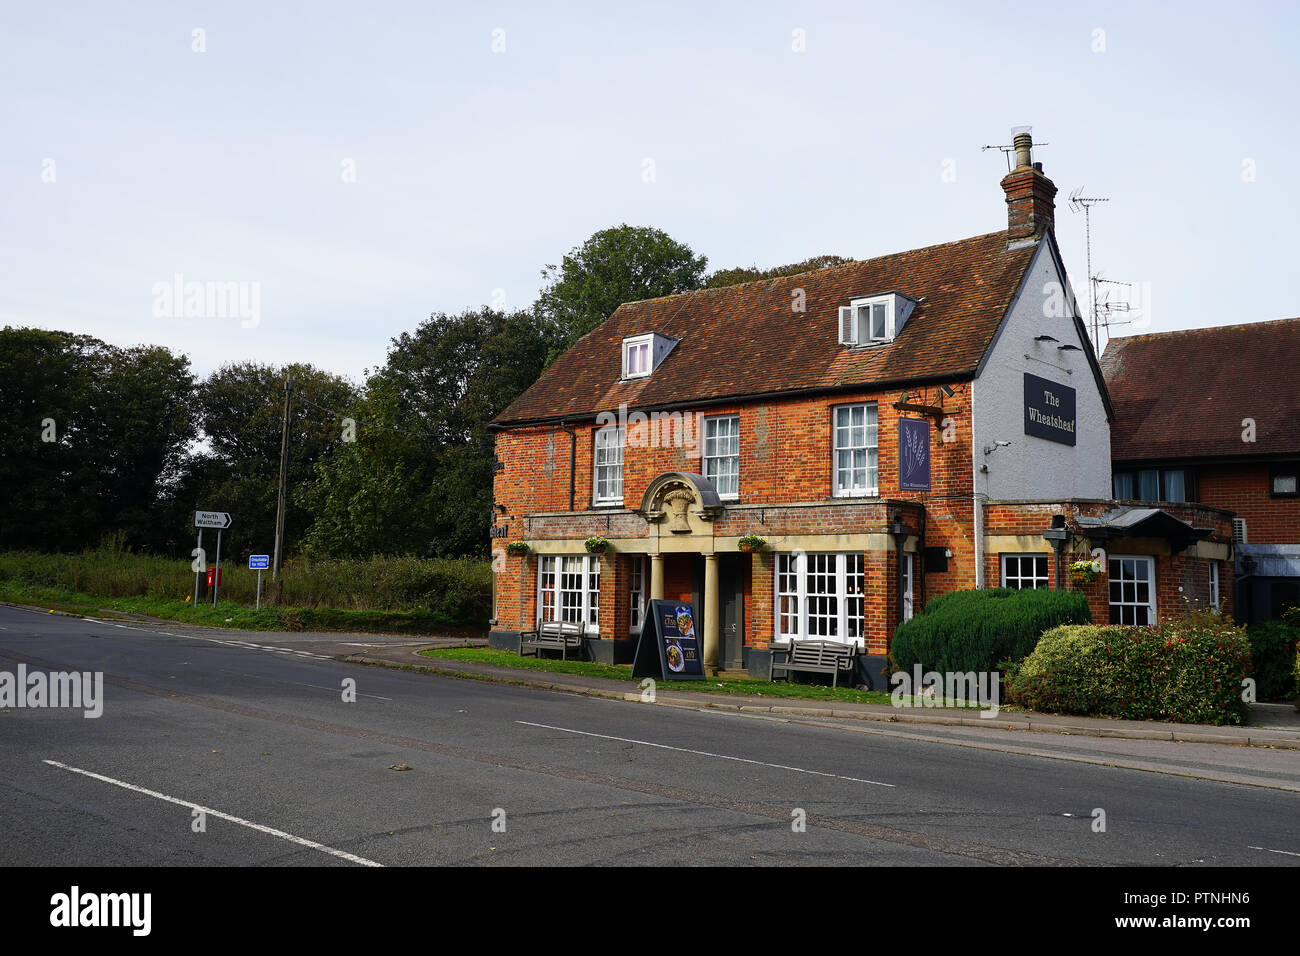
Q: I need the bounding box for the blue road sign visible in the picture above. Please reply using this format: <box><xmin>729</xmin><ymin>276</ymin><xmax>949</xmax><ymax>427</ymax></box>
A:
<box><xmin>249</xmin><ymin>554</ymin><xmax>270</xmax><ymax>570</ymax></box>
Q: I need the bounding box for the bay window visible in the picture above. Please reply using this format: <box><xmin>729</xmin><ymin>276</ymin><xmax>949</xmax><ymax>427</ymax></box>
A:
<box><xmin>774</xmin><ymin>552</ymin><xmax>866</xmax><ymax>648</ymax></box>
<box><xmin>538</xmin><ymin>555</ymin><xmax>600</xmax><ymax>632</ymax></box>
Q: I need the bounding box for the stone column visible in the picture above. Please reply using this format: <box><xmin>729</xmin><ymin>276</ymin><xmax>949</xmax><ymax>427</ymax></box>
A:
<box><xmin>704</xmin><ymin>553</ymin><xmax>720</xmax><ymax>672</ymax></box>
<box><xmin>650</xmin><ymin>553</ymin><xmax>664</xmax><ymax>600</ymax></box>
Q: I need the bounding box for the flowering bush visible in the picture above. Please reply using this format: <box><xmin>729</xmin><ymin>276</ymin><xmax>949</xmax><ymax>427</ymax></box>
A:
<box><xmin>1008</xmin><ymin>618</ymin><xmax>1252</xmax><ymax>725</ymax></box>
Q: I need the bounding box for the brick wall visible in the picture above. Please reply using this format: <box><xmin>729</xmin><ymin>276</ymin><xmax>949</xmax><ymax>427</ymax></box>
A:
<box><xmin>1196</xmin><ymin>462</ymin><xmax>1300</xmax><ymax>544</ymax></box>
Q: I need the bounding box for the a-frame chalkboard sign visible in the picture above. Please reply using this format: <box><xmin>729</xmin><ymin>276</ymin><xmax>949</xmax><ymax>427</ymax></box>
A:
<box><xmin>631</xmin><ymin>599</ymin><xmax>706</xmax><ymax>681</ymax></box>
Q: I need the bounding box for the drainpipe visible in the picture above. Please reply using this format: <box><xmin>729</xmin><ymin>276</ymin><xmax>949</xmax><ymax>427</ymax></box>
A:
<box><xmin>559</xmin><ymin>421</ymin><xmax>576</xmax><ymax>512</ymax></box>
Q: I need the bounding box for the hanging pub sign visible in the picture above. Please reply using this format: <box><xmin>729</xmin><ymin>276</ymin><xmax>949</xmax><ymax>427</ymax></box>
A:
<box><xmin>631</xmin><ymin>599</ymin><xmax>706</xmax><ymax>681</ymax></box>
<box><xmin>898</xmin><ymin>418</ymin><xmax>931</xmax><ymax>491</ymax></box>
<box><xmin>1023</xmin><ymin>372</ymin><xmax>1076</xmax><ymax>446</ymax></box>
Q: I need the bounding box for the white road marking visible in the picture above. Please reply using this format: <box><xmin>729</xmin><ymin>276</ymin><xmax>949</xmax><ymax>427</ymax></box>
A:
<box><xmin>515</xmin><ymin>720</ymin><xmax>895</xmax><ymax>787</ymax></box>
<box><xmin>43</xmin><ymin>760</ymin><xmax>382</xmax><ymax>866</ymax></box>
<box><xmin>239</xmin><ymin>673</ymin><xmax>392</xmax><ymax>701</ymax></box>
<box><xmin>1249</xmin><ymin>845</ymin><xmax>1300</xmax><ymax>858</ymax></box>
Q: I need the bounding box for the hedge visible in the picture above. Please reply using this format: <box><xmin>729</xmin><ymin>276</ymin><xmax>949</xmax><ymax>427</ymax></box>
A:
<box><xmin>1007</xmin><ymin>619</ymin><xmax>1252</xmax><ymax>726</ymax></box>
<box><xmin>889</xmin><ymin>587</ymin><xmax>1092</xmax><ymax>675</ymax></box>
<box><xmin>1245</xmin><ymin>619</ymin><xmax>1300</xmax><ymax>701</ymax></box>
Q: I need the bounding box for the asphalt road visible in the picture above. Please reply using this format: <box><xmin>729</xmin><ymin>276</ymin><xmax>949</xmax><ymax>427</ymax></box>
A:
<box><xmin>1</xmin><ymin>605</ymin><xmax>1297</xmax><ymax>866</ymax></box>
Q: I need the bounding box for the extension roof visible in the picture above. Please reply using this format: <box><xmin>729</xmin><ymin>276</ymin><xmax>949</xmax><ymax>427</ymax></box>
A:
<box><xmin>1100</xmin><ymin>318</ymin><xmax>1300</xmax><ymax>463</ymax></box>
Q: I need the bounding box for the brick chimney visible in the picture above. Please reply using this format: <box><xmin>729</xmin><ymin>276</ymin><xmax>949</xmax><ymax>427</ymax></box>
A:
<box><xmin>1000</xmin><ymin>127</ymin><xmax>1057</xmax><ymax>241</ymax></box>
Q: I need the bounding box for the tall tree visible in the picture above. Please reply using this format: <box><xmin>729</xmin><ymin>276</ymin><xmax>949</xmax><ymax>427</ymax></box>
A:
<box><xmin>0</xmin><ymin>328</ymin><xmax>196</xmax><ymax>552</ymax></box>
<box><xmin>535</xmin><ymin>224</ymin><xmax>708</xmax><ymax>356</ymax></box>
<box><xmin>183</xmin><ymin>361</ymin><xmax>356</xmax><ymax>557</ymax></box>
<box><xmin>302</xmin><ymin>308</ymin><xmax>551</xmax><ymax>558</ymax></box>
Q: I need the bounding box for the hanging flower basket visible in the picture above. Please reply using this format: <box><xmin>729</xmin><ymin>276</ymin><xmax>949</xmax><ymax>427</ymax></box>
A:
<box><xmin>584</xmin><ymin>536</ymin><xmax>611</xmax><ymax>555</ymax></box>
<box><xmin>738</xmin><ymin>534</ymin><xmax>767</xmax><ymax>553</ymax></box>
<box><xmin>505</xmin><ymin>541</ymin><xmax>531</xmax><ymax>557</ymax></box>
<box><xmin>1069</xmin><ymin>559</ymin><xmax>1102</xmax><ymax>583</ymax></box>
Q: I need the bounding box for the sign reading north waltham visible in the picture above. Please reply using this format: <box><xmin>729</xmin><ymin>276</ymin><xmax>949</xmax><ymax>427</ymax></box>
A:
<box><xmin>1023</xmin><ymin>373</ymin><xmax>1076</xmax><ymax>446</ymax></box>
<box><xmin>194</xmin><ymin>511</ymin><xmax>232</xmax><ymax>529</ymax></box>
<box><xmin>898</xmin><ymin>418</ymin><xmax>931</xmax><ymax>491</ymax></box>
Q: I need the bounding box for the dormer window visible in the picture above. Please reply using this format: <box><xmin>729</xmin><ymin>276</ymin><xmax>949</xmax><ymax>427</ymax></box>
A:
<box><xmin>621</xmin><ymin>332</ymin><xmax>678</xmax><ymax>380</ymax></box>
<box><xmin>623</xmin><ymin>334</ymin><xmax>652</xmax><ymax>378</ymax></box>
<box><xmin>838</xmin><ymin>293</ymin><xmax>916</xmax><ymax>347</ymax></box>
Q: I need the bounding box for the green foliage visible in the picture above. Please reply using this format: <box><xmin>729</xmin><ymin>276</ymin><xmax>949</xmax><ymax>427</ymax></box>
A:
<box><xmin>302</xmin><ymin>308</ymin><xmax>550</xmax><ymax>559</ymax></box>
<box><xmin>0</xmin><ymin>548</ymin><xmax>491</xmax><ymax>625</ymax></box>
<box><xmin>889</xmin><ymin>587</ymin><xmax>1092</xmax><ymax>675</ymax></box>
<box><xmin>0</xmin><ymin>327</ymin><xmax>197</xmax><ymax>552</ymax></box>
<box><xmin>704</xmin><ymin>254</ymin><xmax>851</xmax><ymax>288</ymax></box>
<box><xmin>535</xmin><ymin>224</ymin><xmax>708</xmax><ymax>355</ymax></box>
<box><xmin>1245</xmin><ymin>619</ymin><xmax>1300</xmax><ymax>701</ymax></box>
<box><xmin>1008</xmin><ymin>620</ymin><xmax>1253</xmax><ymax>726</ymax></box>
<box><xmin>179</xmin><ymin>361</ymin><xmax>357</xmax><ymax>558</ymax></box>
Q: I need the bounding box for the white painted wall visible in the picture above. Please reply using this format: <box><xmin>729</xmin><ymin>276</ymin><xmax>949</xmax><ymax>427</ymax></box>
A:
<box><xmin>971</xmin><ymin>240</ymin><xmax>1112</xmax><ymax>501</ymax></box>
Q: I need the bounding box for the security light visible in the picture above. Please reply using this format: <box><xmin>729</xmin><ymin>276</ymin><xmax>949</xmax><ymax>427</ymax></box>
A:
<box><xmin>1034</xmin><ymin>335</ymin><xmax>1059</xmax><ymax>343</ymax></box>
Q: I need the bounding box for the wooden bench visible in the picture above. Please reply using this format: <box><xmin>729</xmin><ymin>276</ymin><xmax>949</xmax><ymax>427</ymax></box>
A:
<box><xmin>770</xmin><ymin>639</ymin><xmax>857</xmax><ymax>687</ymax></box>
<box><xmin>519</xmin><ymin>620</ymin><xmax>586</xmax><ymax>660</ymax></box>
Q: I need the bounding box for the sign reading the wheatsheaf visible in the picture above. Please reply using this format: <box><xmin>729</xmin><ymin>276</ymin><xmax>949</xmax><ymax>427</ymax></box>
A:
<box><xmin>1023</xmin><ymin>372</ymin><xmax>1076</xmax><ymax>446</ymax></box>
<box><xmin>898</xmin><ymin>418</ymin><xmax>931</xmax><ymax>491</ymax></box>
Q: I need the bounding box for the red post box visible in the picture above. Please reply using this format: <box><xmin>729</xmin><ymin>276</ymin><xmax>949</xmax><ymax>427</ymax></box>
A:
<box><xmin>206</xmin><ymin>567</ymin><xmax>223</xmax><ymax>588</ymax></box>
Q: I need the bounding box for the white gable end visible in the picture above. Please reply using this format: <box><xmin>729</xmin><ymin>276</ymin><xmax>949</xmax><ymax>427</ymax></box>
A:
<box><xmin>970</xmin><ymin>240</ymin><xmax>1112</xmax><ymax>501</ymax></box>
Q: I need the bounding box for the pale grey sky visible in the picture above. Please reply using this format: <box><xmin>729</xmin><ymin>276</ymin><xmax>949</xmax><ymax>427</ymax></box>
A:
<box><xmin>4</xmin><ymin>0</ymin><xmax>1297</xmax><ymax>382</ymax></box>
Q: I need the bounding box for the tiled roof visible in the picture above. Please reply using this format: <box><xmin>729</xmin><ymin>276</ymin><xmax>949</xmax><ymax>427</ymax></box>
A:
<box><xmin>1100</xmin><ymin>317</ymin><xmax>1300</xmax><ymax>462</ymax></box>
<box><xmin>493</xmin><ymin>231</ymin><xmax>1040</xmax><ymax>426</ymax></box>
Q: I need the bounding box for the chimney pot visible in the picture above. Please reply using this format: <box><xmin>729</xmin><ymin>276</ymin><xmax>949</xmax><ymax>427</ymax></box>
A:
<box><xmin>1000</xmin><ymin>126</ymin><xmax>1056</xmax><ymax>241</ymax></box>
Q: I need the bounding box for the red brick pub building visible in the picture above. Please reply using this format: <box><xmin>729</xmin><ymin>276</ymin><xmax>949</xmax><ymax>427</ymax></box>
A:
<box><xmin>488</xmin><ymin>131</ymin><xmax>1233</xmax><ymax>684</ymax></box>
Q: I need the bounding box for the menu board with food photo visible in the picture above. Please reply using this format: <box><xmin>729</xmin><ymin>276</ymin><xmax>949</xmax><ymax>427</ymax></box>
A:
<box><xmin>631</xmin><ymin>599</ymin><xmax>706</xmax><ymax>681</ymax></box>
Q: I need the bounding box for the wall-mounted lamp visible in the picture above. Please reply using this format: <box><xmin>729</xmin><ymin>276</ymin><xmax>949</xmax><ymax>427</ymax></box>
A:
<box><xmin>1057</xmin><ymin>344</ymin><xmax>1082</xmax><ymax>352</ymax></box>
<box><xmin>1034</xmin><ymin>334</ymin><xmax>1059</xmax><ymax>343</ymax></box>
<box><xmin>937</xmin><ymin>384</ymin><xmax>955</xmax><ymax>398</ymax></box>
<box><xmin>983</xmin><ymin>441</ymin><xmax>1011</xmax><ymax>456</ymax></box>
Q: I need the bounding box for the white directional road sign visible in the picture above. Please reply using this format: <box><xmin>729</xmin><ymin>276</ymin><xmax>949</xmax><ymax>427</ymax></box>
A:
<box><xmin>194</xmin><ymin>511</ymin><xmax>232</xmax><ymax>529</ymax></box>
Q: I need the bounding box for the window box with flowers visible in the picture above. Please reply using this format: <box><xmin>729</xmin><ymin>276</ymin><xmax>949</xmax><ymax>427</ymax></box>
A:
<box><xmin>738</xmin><ymin>534</ymin><xmax>766</xmax><ymax>553</ymax></box>
<box><xmin>1069</xmin><ymin>559</ymin><xmax>1102</xmax><ymax>584</ymax></box>
<box><xmin>584</xmin><ymin>536</ymin><xmax>611</xmax><ymax>555</ymax></box>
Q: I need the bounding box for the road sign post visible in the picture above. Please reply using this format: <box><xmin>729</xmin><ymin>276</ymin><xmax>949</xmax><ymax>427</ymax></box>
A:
<box><xmin>193</xmin><ymin>513</ymin><xmax>232</xmax><ymax>608</ymax></box>
<box><xmin>213</xmin><ymin>529</ymin><xmax>222</xmax><ymax>607</ymax></box>
<box><xmin>193</xmin><ymin>528</ymin><xmax>203</xmax><ymax>604</ymax></box>
<box><xmin>249</xmin><ymin>555</ymin><xmax>269</xmax><ymax>610</ymax></box>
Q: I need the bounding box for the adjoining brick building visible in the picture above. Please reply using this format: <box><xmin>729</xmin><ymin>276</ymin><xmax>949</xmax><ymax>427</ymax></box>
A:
<box><xmin>488</xmin><ymin>129</ymin><xmax>1234</xmax><ymax>683</ymax></box>
<box><xmin>1101</xmin><ymin>318</ymin><xmax>1300</xmax><ymax>622</ymax></box>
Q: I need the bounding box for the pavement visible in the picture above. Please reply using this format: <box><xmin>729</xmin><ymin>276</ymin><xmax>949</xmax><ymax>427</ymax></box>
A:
<box><xmin>343</xmin><ymin>638</ymin><xmax>1300</xmax><ymax>751</ymax></box>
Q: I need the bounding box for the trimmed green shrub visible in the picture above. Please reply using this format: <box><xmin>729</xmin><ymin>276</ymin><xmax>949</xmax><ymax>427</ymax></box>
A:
<box><xmin>889</xmin><ymin>587</ymin><xmax>1092</xmax><ymax>675</ymax></box>
<box><xmin>1246</xmin><ymin>620</ymin><xmax>1300</xmax><ymax>701</ymax></box>
<box><xmin>1008</xmin><ymin>619</ymin><xmax>1252</xmax><ymax>726</ymax></box>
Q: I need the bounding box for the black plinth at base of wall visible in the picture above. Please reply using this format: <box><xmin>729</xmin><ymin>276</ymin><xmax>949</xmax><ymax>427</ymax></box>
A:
<box><xmin>743</xmin><ymin>648</ymin><xmax>771</xmax><ymax>679</ymax></box>
<box><xmin>487</xmin><ymin>630</ymin><xmax>520</xmax><ymax>652</ymax></box>
<box><xmin>856</xmin><ymin>655</ymin><xmax>892</xmax><ymax>692</ymax></box>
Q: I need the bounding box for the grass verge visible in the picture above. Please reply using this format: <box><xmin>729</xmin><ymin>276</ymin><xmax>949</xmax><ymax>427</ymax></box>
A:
<box><xmin>0</xmin><ymin>582</ymin><xmax>475</xmax><ymax>636</ymax></box>
<box><xmin>419</xmin><ymin>647</ymin><xmax>902</xmax><ymax>705</ymax></box>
